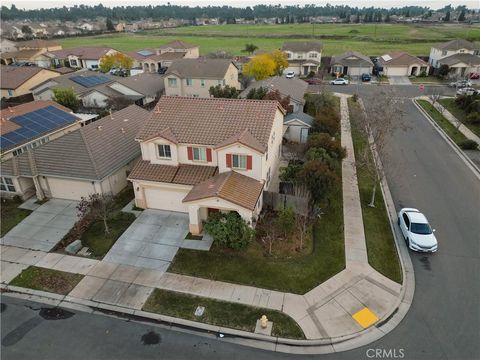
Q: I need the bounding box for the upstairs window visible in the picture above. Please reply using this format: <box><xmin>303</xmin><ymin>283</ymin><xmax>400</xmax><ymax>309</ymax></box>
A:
<box><xmin>193</xmin><ymin>147</ymin><xmax>206</xmax><ymax>161</ymax></box>
<box><xmin>226</xmin><ymin>153</ymin><xmax>252</xmax><ymax>170</ymax></box>
<box><xmin>441</xmin><ymin>50</ymin><xmax>447</xmax><ymax>56</ymax></box>
<box><xmin>168</xmin><ymin>78</ymin><xmax>177</xmax><ymax>87</ymax></box>
<box><xmin>157</xmin><ymin>144</ymin><xmax>171</xmax><ymax>159</ymax></box>
<box><xmin>70</xmin><ymin>59</ymin><xmax>78</xmax><ymax>66</ymax></box>
<box><xmin>309</xmin><ymin>52</ymin><xmax>318</xmax><ymax>58</ymax></box>
<box><xmin>186</xmin><ymin>78</ymin><xmax>193</xmax><ymax>86</ymax></box>
<box><xmin>0</xmin><ymin>177</ymin><xmax>16</xmax><ymax>192</ymax></box>
<box><xmin>200</xmin><ymin>79</ymin><xmax>205</xmax><ymax>87</ymax></box>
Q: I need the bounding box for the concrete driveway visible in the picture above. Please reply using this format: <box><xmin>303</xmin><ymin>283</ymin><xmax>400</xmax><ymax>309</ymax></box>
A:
<box><xmin>388</xmin><ymin>76</ymin><xmax>412</xmax><ymax>85</ymax></box>
<box><xmin>1</xmin><ymin>199</ymin><xmax>79</xmax><ymax>252</ymax></box>
<box><xmin>103</xmin><ymin>209</ymin><xmax>212</xmax><ymax>271</ymax></box>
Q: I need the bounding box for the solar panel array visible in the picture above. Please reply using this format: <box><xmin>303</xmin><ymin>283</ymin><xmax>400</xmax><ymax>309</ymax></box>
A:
<box><xmin>0</xmin><ymin>106</ymin><xmax>78</xmax><ymax>151</ymax></box>
<box><xmin>137</xmin><ymin>50</ymin><xmax>154</xmax><ymax>57</ymax></box>
<box><xmin>70</xmin><ymin>75</ymin><xmax>111</xmax><ymax>88</ymax></box>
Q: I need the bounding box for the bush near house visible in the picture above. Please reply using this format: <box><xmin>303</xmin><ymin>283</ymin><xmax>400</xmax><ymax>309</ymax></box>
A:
<box><xmin>203</xmin><ymin>212</ymin><xmax>255</xmax><ymax>250</ymax></box>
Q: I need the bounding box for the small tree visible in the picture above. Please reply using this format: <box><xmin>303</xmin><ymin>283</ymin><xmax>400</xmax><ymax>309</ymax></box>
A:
<box><xmin>209</xmin><ymin>84</ymin><xmax>239</xmax><ymax>98</ymax></box>
<box><xmin>203</xmin><ymin>212</ymin><xmax>254</xmax><ymax>250</ymax></box>
<box><xmin>263</xmin><ymin>89</ymin><xmax>291</xmax><ymax>112</ymax></box>
<box><xmin>276</xmin><ymin>207</ymin><xmax>295</xmax><ymax>239</ymax></box>
<box><xmin>246</xmin><ymin>86</ymin><xmax>269</xmax><ymax>99</ymax></box>
<box><xmin>437</xmin><ymin>64</ymin><xmax>450</xmax><ymax>78</ymax></box>
<box><xmin>307</xmin><ymin>133</ymin><xmax>346</xmax><ymax>159</ymax></box>
<box><xmin>270</xmin><ymin>49</ymin><xmax>289</xmax><ymax>76</ymax></box>
<box><xmin>301</xmin><ymin>160</ymin><xmax>339</xmax><ymax>204</ymax></box>
<box><xmin>100</xmin><ymin>53</ymin><xmax>134</xmax><ymax>73</ymax></box>
<box><xmin>77</xmin><ymin>193</ymin><xmax>116</xmax><ymax>235</ymax></box>
<box><xmin>243</xmin><ymin>54</ymin><xmax>276</xmax><ymax>80</ymax></box>
<box><xmin>242</xmin><ymin>43</ymin><xmax>258</xmax><ymax>55</ymax></box>
<box><xmin>53</xmin><ymin>88</ymin><xmax>80</xmax><ymax>112</ymax></box>
<box><xmin>106</xmin><ymin>18</ymin><xmax>115</xmax><ymax>31</ymax></box>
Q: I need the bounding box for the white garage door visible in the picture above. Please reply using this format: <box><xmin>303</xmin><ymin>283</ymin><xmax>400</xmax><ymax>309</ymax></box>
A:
<box><xmin>386</xmin><ymin>66</ymin><xmax>408</xmax><ymax>76</ymax></box>
<box><xmin>144</xmin><ymin>186</ymin><xmax>189</xmax><ymax>213</ymax></box>
<box><xmin>48</xmin><ymin>177</ymin><xmax>95</xmax><ymax>200</ymax></box>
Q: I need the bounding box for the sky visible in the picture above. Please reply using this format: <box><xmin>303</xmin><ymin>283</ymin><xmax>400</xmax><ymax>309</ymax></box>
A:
<box><xmin>3</xmin><ymin>0</ymin><xmax>478</xmax><ymax>10</ymax></box>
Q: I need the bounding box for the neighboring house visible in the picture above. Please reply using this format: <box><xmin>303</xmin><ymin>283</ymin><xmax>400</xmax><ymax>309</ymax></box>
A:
<box><xmin>140</xmin><ymin>52</ymin><xmax>186</xmax><ymax>73</ymax></box>
<box><xmin>283</xmin><ymin>111</ymin><xmax>313</xmax><ymax>144</ymax></box>
<box><xmin>378</xmin><ymin>52</ymin><xmax>430</xmax><ymax>76</ymax></box>
<box><xmin>437</xmin><ymin>53</ymin><xmax>480</xmax><ymax>78</ymax></box>
<box><xmin>157</xmin><ymin>40</ymin><xmax>200</xmax><ymax>58</ymax></box>
<box><xmin>31</xmin><ymin>70</ymin><xmax>164</xmax><ymax>108</ymax></box>
<box><xmin>125</xmin><ymin>48</ymin><xmax>156</xmax><ymax>69</ymax></box>
<box><xmin>0</xmin><ymin>105</ymin><xmax>150</xmax><ymax>201</ymax></box>
<box><xmin>240</xmin><ymin>76</ymin><xmax>308</xmax><ymax>113</ymax></box>
<box><xmin>330</xmin><ymin>51</ymin><xmax>374</xmax><ymax>76</ymax></box>
<box><xmin>164</xmin><ymin>59</ymin><xmax>239</xmax><ymax>97</ymax></box>
<box><xmin>0</xmin><ymin>38</ymin><xmax>17</xmax><ymax>52</ymax></box>
<box><xmin>0</xmin><ymin>49</ymin><xmax>53</xmax><ymax>67</ymax></box>
<box><xmin>429</xmin><ymin>39</ymin><xmax>478</xmax><ymax>68</ymax></box>
<box><xmin>48</xmin><ymin>47</ymin><xmax>119</xmax><ymax>70</ymax></box>
<box><xmin>16</xmin><ymin>39</ymin><xmax>62</xmax><ymax>52</ymax></box>
<box><xmin>0</xmin><ymin>65</ymin><xmax>60</xmax><ymax>98</ymax></box>
<box><xmin>129</xmin><ymin>96</ymin><xmax>285</xmax><ymax>235</ymax></box>
<box><xmin>282</xmin><ymin>41</ymin><xmax>323</xmax><ymax>76</ymax></box>
<box><xmin>0</xmin><ymin>100</ymin><xmax>82</xmax><ymax>162</ymax></box>
<box><xmin>136</xmin><ymin>41</ymin><xmax>200</xmax><ymax>73</ymax></box>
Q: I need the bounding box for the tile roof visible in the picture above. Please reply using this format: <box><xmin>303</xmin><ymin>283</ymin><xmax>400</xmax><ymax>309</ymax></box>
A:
<box><xmin>330</xmin><ymin>51</ymin><xmax>374</xmax><ymax>68</ymax></box>
<box><xmin>240</xmin><ymin>76</ymin><xmax>307</xmax><ymax>103</ymax></box>
<box><xmin>110</xmin><ymin>73</ymin><xmax>165</xmax><ymax>97</ymax></box>
<box><xmin>437</xmin><ymin>53</ymin><xmax>480</xmax><ymax>66</ymax></box>
<box><xmin>435</xmin><ymin>39</ymin><xmax>475</xmax><ymax>51</ymax></box>
<box><xmin>158</xmin><ymin>40</ymin><xmax>197</xmax><ymax>50</ymax></box>
<box><xmin>48</xmin><ymin>47</ymin><xmax>115</xmax><ymax>60</ymax></box>
<box><xmin>144</xmin><ymin>52</ymin><xmax>186</xmax><ymax>62</ymax></box>
<box><xmin>214</xmin><ymin>129</ymin><xmax>265</xmax><ymax>153</ymax></box>
<box><xmin>0</xmin><ymin>65</ymin><xmax>45</xmax><ymax>89</ymax></box>
<box><xmin>0</xmin><ymin>49</ymin><xmax>43</xmax><ymax>60</ymax></box>
<box><xmin>50</xmin><ymin>67</ymin><xmax>76</xmax><ymax>74</ymax></box>
<box><xmin>183</xmin><ymin>171</ymin><xmax>264</xmax><ymax>211</ymax></box>
<box><xmin>137</xmin><ymin>96</ymin><xmax>283</xmax><ymax>153</ymax></box>
<box><xmin>128</xmin><ymin>160</ymin><xmax>217</xmax><ymax>185</ymax></box>
<box><xmin>17</xmin><ymin>39</ymin><xmax>61</xmax><ymax>49</ymax></box>
<box><xmin>282</xmin><ymin>41</ymin><xmax>323</xmax><ymax>52</ymax></box>
<box><xmin>165</xmin><ymin>58</ymin><xmax>235</xmax><ymax>79</ymax></box>
<box><xmin>125</xmin><ymin>49</ymin><xmax>156</xmax><ymax>61</ymax></box>
<box><xmin>1</xmin><ymin>105</ymin><xmax>150</xmax><ymax>180</ymax></box>
<box><xmin>378</xmin><ymin>52</ymin><xmax>428</xmax><ymax>67</ymax></box>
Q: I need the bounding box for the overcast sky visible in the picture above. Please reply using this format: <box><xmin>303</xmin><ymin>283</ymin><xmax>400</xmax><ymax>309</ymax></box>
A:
<box><xmin>3</xmin><ymin>0</ymin><xmax>478</xmax><ymax>10</ymax></box>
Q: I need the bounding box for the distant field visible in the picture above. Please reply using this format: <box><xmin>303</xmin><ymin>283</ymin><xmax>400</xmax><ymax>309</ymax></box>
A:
<box><xmin>59</xmin><ymin>23</ymin><xmax>480</xmax><ymax>57</ymax></box>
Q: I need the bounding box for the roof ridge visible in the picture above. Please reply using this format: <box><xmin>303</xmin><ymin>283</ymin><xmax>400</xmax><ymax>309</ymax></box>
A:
<box><xmin>216</xmin><ymin>171</ymin><xmax>233</xmax><ymax>196</ymax></box>
<box><xmin>78</xmin><ymin>127</ymin><xmax>102</xmax><ymax>179</ymax></box>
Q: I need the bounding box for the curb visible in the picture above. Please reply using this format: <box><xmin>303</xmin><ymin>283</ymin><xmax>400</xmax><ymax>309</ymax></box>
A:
<box><xmin>413</xmin><ymin>98</ymin><xmax>480</xmax><ymax>179</ymax></box>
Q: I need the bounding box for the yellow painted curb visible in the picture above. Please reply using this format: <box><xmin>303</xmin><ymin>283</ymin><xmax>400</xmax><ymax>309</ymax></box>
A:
<box><xmin>352</xmin><ymin>307</ymin><xmax>378</xmax><ymax>328</ymax></box>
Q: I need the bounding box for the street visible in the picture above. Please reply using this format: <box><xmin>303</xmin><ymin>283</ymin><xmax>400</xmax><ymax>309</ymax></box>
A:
<box><xmin>2</xmin><ymin>83</ymin><xmax>479</xmax><ymax>360</ymax></box>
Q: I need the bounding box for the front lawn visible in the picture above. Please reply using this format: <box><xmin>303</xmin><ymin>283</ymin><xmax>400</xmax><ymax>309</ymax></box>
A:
<box><xmin>143</xmin><ymin>288</ymin><xmax>305</xmax><ymax>339</ymax></box>
<box><xmin>409</xmin><ymin>76</ymin><xmax>445</xmax><ymax>84</ymax></box>
<box><xmin>10</xmin><ymin>266</ymin><xmax>83</xmax><ymax>295</ymax></box>
<box><xmin>348</xmin><ymin>98</ymin><xmax>402</xmax><ymax>284</ymax></box>
<box><xmin>439</xmin><ymin>98</ymin><xmax>480</xmax><ymax>139</ymax></box>
<box><xmin>1</xmin><ymin>198</ymin><xmax>32</xmax><ymax>237</ymax></box>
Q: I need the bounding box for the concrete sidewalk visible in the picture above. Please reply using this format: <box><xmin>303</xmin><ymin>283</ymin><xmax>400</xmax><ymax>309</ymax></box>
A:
<box><xmin>0</xmin><ymin>94</ymin><xmax>413</xmax><ymax>352</ymax></box>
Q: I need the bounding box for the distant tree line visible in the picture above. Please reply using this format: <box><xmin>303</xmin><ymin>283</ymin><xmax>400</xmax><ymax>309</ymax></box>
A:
<box><xmin>1</xmin><ymin>3</ymin><xmax>472</xmax><ymax>22</ymax></box>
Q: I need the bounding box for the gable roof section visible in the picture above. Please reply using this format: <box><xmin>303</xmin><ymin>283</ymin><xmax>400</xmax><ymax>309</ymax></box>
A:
<box><xmin>144</xmin><ymin>52</ymin><xmax>185</xmax><ymax>62</ymax></box>
<box><xmin>437</xmin><ymin>53</ymin><xmax>480</xmax><ymax>67</ymax></box>
<box><xmin>282</xmin><ymin>41</ymin><xmax>323</xmax><ymax>52</ymax></box>
<box><xmin>240</xmin><ymin>76</ymin><xmax>307</xmax><ymax>103</ymax></box>
<box><xmin>137</xmin><ymin>97</ymin><xmax>282</xmax><ymax>153</ymax></box>
<box><xmin>128</xmin><ymin>161</ymin><xmax>217</xmax><ymax>185</ymax></box>
<box><xmin>0</xmin><ymin>65</ymin><xmax>45</xmax><ymax>89</ymax></box>
<box><xmin>158</xmin><ymin>40</ymin><xmax>197</xmax><ymax>50</ymax></box>
<box><xmin>165</xmin><ymin>58</ymin><xmax>234</xmax><ymax>79</ymax></box>
<box><xmin>330</xmin><ymin>51</ymin><xmax>374</xmax><ymax>67</ymax></box>
<box><xmin>284</xmin><ymin>111</ymin><xmax>314</xmax><ymax>126</ymax></box>
<box><xmin>434</xmin><ymin>39</ymin><xmax>475</xmax><ymax>51</ymax></box>
<box><xmin>214</xmin><ymin>128</ymin><xmax>265</xmax><ymax>153</ymax></box>
<box><xmin>378</xmin><ymin>52</ymin><xmax>428</xmax><ymax>67</ymax></box>
<box><xmin>48</xmin><ymin>47</ymin><xmax>115</xmax><ymax>60</ymax></box>
<box><xmin>17</xmin><ymin>39</ymin><xmax>61</xmax><ymax>50</ymax></box>
<box><xmin>182</xmin><ymin>171</ymin><xmax>264</xmax><ymax>211</ymax></box>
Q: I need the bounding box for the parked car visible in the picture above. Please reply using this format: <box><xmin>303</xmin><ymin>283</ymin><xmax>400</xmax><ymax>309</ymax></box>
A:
<box><xmin>304</xmin><ymin>78</ymin><xmax>322</xmax><ymax>85</ymax></box>
<box><xmin>398</xmin><ymin>208</ymin><xmax>438</xmax><ymax>253</ymax></box>
<box><xmin>456</xmin><ymin>87</ymin><xmax>479</xmax><ymax>96</ymax></box>
<box><xmin>286</xmin><ymin>71</ymin><xmax>295</xmax><ymax>79</ymax></box>
<box><xmin>361</xmin><ymin>73</ymin><xmax>371</xmax><ymax>82</ymax></box>
<box><xmin>469</xmin><ymin>72</ymin><xmax>480</xmax><ymax>80</ymax></box>
<box><xmin>330</xmin><ymin>78</ymin><xmax>349</xmax><ymax>85</ymax></box>
<box><xmin>448</xmin><ymin>80</ymin><xmax>472</xmax><ymax>88</ymax></box>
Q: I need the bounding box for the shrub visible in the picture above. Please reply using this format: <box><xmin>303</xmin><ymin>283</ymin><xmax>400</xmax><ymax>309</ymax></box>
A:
<box><xmin>276</xmin><ymin>207</ymin><xmax>296</xmax><ymax>238</ymax></box>
<box><xmin>352</xmin><ymin>93</ymin><xmax>359</xmax><ymax>102</ymax></box>
<box><xmin>304</xmin><ymin>92</ymin><xmax>337</xmax><ymax>117</ymax></box>
<box><xmin>300</xmin><ymin>160</ymin><xmax>340</xmax><ymax>204</ymax></box>
<box><xmin>307</xmin><ymin>133</ymin><xmax>346</xmax><ymax>159</ymax></box>
<box><xmin>204</xmin><ymin>212</ymin><xmax>254</xmax><ymax>250</ymax></box>
<box><xmin>305</xmin><ymin>147</ymin><xmax>337</xmax><ymax>170</ymax></box>
<box><xmin>279</xmin><ymin>160</ymin><xmax>303</xmax><ymax>182</ymax></box>
<box><xmin>459</xmin><ymin>139</ymin><xmax>478</xmax><ymax>150</ymax></box>
<box><xmin>466</xmin><ymin>112</ymin><xmax>480</xmax><ymax>125</ymax></box>
<box><xmin>418</xmin><ymin>71</ymin><xmax>427</xmax><ymax>77</ymax></box>
<box><xmin>306</xmin><ymin>71</ymin><xmax>316</xmax><ymax>79</ymax></box>
<box><xmin>312</xmin><ymin>112</ymin><xmax>340</xmax><ymax>136</ymax></box>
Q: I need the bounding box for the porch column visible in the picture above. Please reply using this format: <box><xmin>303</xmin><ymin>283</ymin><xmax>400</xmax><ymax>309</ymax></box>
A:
<box><xmin>32</xmin><ymin>175</ymin><xmax>45</xmax><ymax>201</ymax></box>
<box><xmin>188</xmin><ymin>205</ymin><xmax>202</xmax><ymax>235</ymax></box>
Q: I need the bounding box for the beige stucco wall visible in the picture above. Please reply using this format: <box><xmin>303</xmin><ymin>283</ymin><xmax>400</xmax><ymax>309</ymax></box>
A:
<box><xmin>429</xmin><ymin>47</ymin><xmax>474</xmax><ymax>68</ymax></box>
<box><xmin>1</xmin><ymin>69</ymin><xmax>59</xmax><ymax>98</ymax></box>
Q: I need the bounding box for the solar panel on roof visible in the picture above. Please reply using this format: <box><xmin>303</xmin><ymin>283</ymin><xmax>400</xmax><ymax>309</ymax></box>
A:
<box><xmin>70</xmin><ymin>75</ymin><xmax>111</xmax><ymax>88</ymax></box>
<box><xmin>137</xmin><ymin>50</ymin><xmax>154</xmax><ymax>57</ymax></box>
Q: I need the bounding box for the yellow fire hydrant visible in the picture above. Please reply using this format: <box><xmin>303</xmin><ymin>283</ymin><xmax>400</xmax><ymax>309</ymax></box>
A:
<box><xmin>260</xmin><ymin>315</ymin><xmax>268</xmax><ymax>329</ymax></box>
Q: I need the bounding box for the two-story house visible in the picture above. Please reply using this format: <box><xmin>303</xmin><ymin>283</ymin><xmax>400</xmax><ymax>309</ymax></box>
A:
<box><xmin>429</xmin><ymin>39</ymin><xmax>480</xmax><ymax>77</ymax></box>
<box><xmin>164</xmin><ymin>59</ymin><xmax>239</xmax><ymax>98</ymax></box>
<box><xmin>282</xmin><ymin>41</ymin><xmax>323</xmax><ymax>76</ymax></box>
<box><xmin>129</xmin><ymin>96</ymin><xmax>285</xmax><ymax>235</ymax></box>
<box><xmin>47</xmin><ymin>47</ymin><xmax>119</xmax><ymax>70</ymax></box>
<box><xmin>137</xmin><ymin>40</ymin><xmax>200</xmax><ymax>73</ymax></box>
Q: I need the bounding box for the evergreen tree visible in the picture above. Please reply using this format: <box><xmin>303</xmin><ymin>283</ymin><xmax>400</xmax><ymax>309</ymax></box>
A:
<box><xmin>444</xmin><ymin>11</ymin><xmax>451</xmax><ymax>21</ymax></box>
<box><xmin>458</xmin><ymin>10</ymin><xmax>466</xmax><ymax>22</ymax></box>
<box><xmin>106</xmin><ymin>18</ymin><xmax>114</xmax><ymax>31</ymax></box>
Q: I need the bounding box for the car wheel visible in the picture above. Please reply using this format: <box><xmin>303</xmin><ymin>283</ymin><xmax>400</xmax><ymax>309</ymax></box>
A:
<box><xmin>406</xmin><ymin>238</ymin><xmax>410</xmax><ymax>248</ymax></box>
<box><xmin>397</xmin><ymin>217</ymin><xmax>400</xmax><ymax>226</ymax></box>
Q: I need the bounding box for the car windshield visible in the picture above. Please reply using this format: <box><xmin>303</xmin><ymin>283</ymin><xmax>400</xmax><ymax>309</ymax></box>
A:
<box><xmin>410</xmin><ymin>222</ymin><xmax>432</xmax><ymax>235</ymax></box>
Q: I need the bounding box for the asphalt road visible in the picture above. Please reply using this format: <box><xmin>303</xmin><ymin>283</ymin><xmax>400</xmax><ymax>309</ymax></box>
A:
<box><xmin>1</xmin><ymin>84</ymin><xmax>479</xmax><ymax>360</ymax></box>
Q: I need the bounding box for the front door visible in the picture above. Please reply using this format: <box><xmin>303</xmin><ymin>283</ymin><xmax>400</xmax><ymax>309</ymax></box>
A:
<box><xmin>208</xmin><ymin>208</ymin><xmax>219</xmax><ymax>216</ymax></box>
<box><xmin>300</xmin><ymin>128</ymin><xmax>309</xmax><ymax>143</ymax></box>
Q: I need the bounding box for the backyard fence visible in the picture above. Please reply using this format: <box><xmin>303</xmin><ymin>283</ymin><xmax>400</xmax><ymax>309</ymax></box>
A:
<box><xmin>263</xmin><ymin>191</ymin><xmax>310</xmax><ymax>216</ymax></box>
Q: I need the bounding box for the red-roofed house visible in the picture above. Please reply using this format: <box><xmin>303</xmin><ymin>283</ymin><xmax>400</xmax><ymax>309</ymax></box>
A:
<box><xmin>129</xmin><ymin>96</ymin><xmax>285</xmax><ymax>235</ymax></box>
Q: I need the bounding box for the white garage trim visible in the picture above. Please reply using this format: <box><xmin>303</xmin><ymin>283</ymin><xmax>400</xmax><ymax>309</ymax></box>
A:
<box><xmin>47</xmin><ymin>177</ymin><xmax>96</xmax><ymax>200</ymax></box>
<box><xmin>140</xmin><ymin>182</ymin><xmax>192</xmax><ymax>213</ymax></box>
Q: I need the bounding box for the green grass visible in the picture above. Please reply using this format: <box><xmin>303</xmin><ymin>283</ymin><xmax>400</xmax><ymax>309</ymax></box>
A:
<box><xmin>416</xmin><ymin>99</ymin><xmax>470</xmax><ymax>146</ymax></box>
<box><xmin>10</xmin><ymin>266</ymin><xmax>83</xmax><ymax>295</ymax></box>
<box><xmin>58</xmin><ymin>23</ymin><xmax>480</xmax><ymax>56</ymax></box>
<box><xmin>348</xmin><ymin>98</ymin><xmax>402</xmax><ymax>284</ymax></box>
<box><xmin>409</xmin><ymin>76</ymin><xmax>445</xmax><ymax>84</ymax></box>
<box><xmin>1</xmin><ymin>198</ymin><xmax>32</xmax><ymax>237</ymax></box>
<box><xmin>439</xmin><ymin>98</ymin><xmax>480</xmax><ymax>138</ymax></box>
<box><xmin>143</xmin><ymin>288</ymin><xmax>304</xmax><ymax>339</ymax></box>
<box><xmin>81</xmin><ymin>212</ymin><xmax>136</xmax><ymax>258</ymax></box>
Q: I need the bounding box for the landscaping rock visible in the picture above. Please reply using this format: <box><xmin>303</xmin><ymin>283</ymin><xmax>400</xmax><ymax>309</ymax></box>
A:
<box><xmin>77</xmin><ymin>247</ymin><xmax>92</xmax><ymax>257</ymax></box>
<box><xmin>66</xmin><ymin>240</ymin><xmax>83</xmax><ymax>254</ymax></box>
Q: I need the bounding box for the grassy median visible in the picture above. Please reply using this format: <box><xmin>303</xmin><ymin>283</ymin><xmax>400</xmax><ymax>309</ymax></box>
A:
<box><xmin>438</xmin><ymin>98</ymin><xmax>480</xmax><ymax>139</ymax></box>
<box><xmin>10</xmin><ymin>266</ymin><xmax>83</xmax><ymax>295</ymax></box>
<box><xmin>143</xmin><ymin>288</ymin><xmax>305</xmax><ymax>339</ymax></box>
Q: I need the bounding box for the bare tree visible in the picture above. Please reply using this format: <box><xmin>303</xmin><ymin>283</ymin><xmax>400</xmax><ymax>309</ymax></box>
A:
<box><xmin>293</xmin><ymin>184</ymin><xmax>311</xmax><ymax>250</ymax></box>
<box><xmin>77</xmin><ymin>193</ymin><xmax>116</xmax><ymax>234</ymax></box>
<box><xmin>427</xmin><ymin>87</ymin><xmax>443</xmax><ymax>106</ymax></box>
<box><xmin>353</xmin><ymin>88</ymin><xmax>407</xmax><ymax>207</ymax></box>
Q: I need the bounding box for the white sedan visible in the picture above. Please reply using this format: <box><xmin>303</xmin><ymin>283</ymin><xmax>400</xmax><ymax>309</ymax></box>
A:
<box><xmin>330</xmin><ymin>78</ymin><xmax>349</xmax><ymax>85</ymax></box>
<box><xmin>398</xmin><ymin>208</ymin><xmax>438</xmax><ymax>252</ymax></box>
<box><xmin>285</xmin><ymin>71</ymin><xmax>295</xmax><ymax>79</ymax></box>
